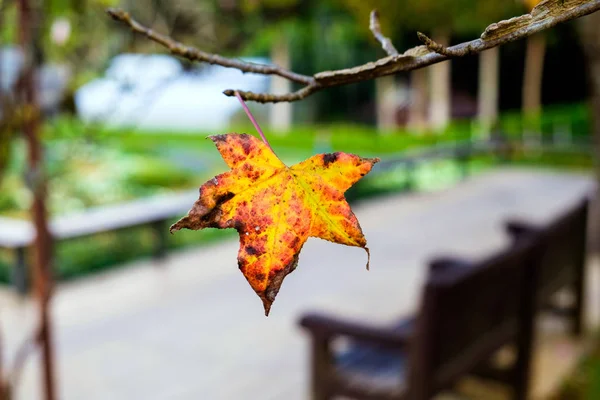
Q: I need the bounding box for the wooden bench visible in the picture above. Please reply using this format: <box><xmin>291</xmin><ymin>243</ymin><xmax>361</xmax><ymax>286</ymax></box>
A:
<box><xmin>0</xmin><ymin>189</ymin><xmax>199</xmax><ymax>293</ymax></box>
<box><xmin>505</xmin><ymin>197</ymin><xmax>589</xmax><ymax>336</ymax></box>
<box><xmin>299</xmin><ymin>234</ymin><xmax>542</xmax><ymax>400</ymax></box>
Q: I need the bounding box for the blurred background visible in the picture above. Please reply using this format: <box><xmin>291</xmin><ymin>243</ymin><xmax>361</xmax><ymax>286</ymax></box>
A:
<box><xmin>0</xmin><ymin>0</ymin><xmax>599</xmax><ymax>399</ymax></box>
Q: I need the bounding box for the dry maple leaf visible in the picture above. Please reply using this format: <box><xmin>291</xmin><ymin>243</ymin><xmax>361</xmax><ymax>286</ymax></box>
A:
<box><xmin>170</xmin><ymin>133</ymin><xmax>379</xmax><ymax>316</ymax></box>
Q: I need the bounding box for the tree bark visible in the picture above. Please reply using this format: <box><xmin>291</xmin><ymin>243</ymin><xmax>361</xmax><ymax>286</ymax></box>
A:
<box><xmin>408</xmin><ymin>68</ymin><xmax>428</xmax><ymax>133</ymax></box>
<box><xmin>428</xmin><ymin>29</ymin><xmax>451</xmax><ymax>131</ymax></box>
<box><xmin>522</xmin><ymin>34</ymin><xmax>546</xmax><ymax>118</ymax></box>
<box><xmin>579</xmin><ymin>13</ymin><xmax>600</xmax><ymax>255</ymax></box>
<box><xmin>478</xmin><ymin>47</ymin><xmax>500</xmax><ymax>136</ymax></box>
<box><xmin>268</xmin><ymin>36</ymin><xmax>292</xmax><ymax>133</ymax></box>
<box><xmin>18</xmin><ymin>1</ymin><xmax>56</xmax><ymax>399</ymax></box>
<box><xmin>375</xmin><ymin>75</ymin><xmax>397</xmax><ymax>132</ymax></box>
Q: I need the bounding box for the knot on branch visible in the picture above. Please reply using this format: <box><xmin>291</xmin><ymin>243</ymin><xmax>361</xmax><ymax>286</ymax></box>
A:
<box><xmin>106</xmin><ymin>8</ymin><xmax>128</xmax><ymax>22</ymax></box>
<box><xmin>417</xmin><ymin>32</ymin><xmax>474</xmax><ymax>57</ymax></box>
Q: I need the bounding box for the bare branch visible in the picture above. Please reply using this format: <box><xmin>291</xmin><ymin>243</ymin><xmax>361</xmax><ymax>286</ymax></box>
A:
<box><xmin>107</xmin><ymin>0</ymin><xmax>600</xmax><ymax>103</ymax></box>
<box><xmin>417</xmin><ymin>32</ymin><xmax>474</xmax><ymax>57</ymax></box>
<box><xmin>222</xmin><ymin>84</ymin><xmax>320</xmax><ymax>104</ymax></box>
<box><xmin>369</xmin><ymin>10</ymin><xmax>399</xmax><ymax>56</ymax></box>
<box><xmin>105</xmin><ymin>8</ymin><xmax>314</xmax><ymax>86</ymax></box>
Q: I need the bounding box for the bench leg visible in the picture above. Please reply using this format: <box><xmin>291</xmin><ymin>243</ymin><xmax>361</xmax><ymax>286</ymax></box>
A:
<box><xmin>310</xmin><ymin>336</ymin><xmax>333</xmax><ymax>400</ymax></box>
<box><xmin>11</xmin><ymin>247</ymin><xmax>28</xmax><ymax>295</ymax></box>
<box><xmin>572</xmin><ymin>211</ymin><xmax>588</xmax><ymax>337</ymax></box>
<box><xmin>513</xmin><ymin>333</ymin><xmax>534</xmax><ymax>400</ymax></box>
<box><xmin>513</xmin><ymin>252</ymin><xmax>537</xmax><ymax>400</ymax></box>
<box><xmin>572</xmin><ymin>260</ymin><xmax>586</xmax><ymax>337</ymax></box>
<box><xmin>151</xmin><ymin>220</ymin><xmax>169</xmax><ymax>261</ymax></box>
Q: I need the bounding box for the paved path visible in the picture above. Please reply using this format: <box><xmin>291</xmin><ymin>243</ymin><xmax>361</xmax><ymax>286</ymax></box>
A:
<box><xmin>0</xmin><ymin>167</ymin><xmax>596</xmax><ymax>400</ymax></box>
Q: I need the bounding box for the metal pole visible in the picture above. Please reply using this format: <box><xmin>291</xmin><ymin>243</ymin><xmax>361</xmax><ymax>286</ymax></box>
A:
<box><xmin>17</xmin><ymin>1</ymin><xmax>56</xmax><ymax>399</ymax></box>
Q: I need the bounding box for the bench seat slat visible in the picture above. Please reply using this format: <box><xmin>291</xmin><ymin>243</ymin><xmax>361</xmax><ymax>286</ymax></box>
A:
<box><xmin>0</xmin><ymin>190</ymin><xmax>199</xmax><ymax>248</ymax></box>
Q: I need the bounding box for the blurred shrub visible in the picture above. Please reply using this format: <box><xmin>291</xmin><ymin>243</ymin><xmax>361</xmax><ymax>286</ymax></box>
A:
<box><xmin>0</xmin><ymin>227</ymin><xmax>237</xmax><ymax>284</ymax></box>
<box><xmin>123</xmin><ymin>158</ymin><xmax>196</xmax><ymax>188</ymax></box>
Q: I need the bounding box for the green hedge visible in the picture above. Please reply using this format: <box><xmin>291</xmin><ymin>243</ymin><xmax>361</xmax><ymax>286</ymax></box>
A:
<box><xmin>0</xmin><ymin>227</ymin><xmax>237</xmax><ymax>284</ymax></box>
<box><xmin>0</xmin><ymin>104</ymin><xmax>592</xmax><ymax>284</ymax></box>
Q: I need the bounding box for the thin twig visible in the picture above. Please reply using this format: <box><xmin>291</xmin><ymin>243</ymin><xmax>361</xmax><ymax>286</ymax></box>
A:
<box><xmin>107</xmin><ymin>0</ymin><xmax>600</xmax><ymax>103</ymax></box>
<box><xmin>369</xmin><ymin>10</ymin><xmax>399</xmax><ymax>56</ymax></box>
<box><xmin>223</xmin><ymin>84</ymin><xmax>320</xmax><ymax>104</ymax></box>
<box><xmin>233</xmin><ymin>91</ymin><xmax>275</xmax><ymax>154</ymax></box>
<box><xmin>106</xmin><ymin>8</ymin><xmax>313</xmax><ymax>86</ymax></box>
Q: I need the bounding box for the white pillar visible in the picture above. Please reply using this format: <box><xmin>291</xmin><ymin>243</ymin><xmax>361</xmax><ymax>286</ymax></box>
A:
<box><xmin>269</xmin><ymin>37</ymin><xmax>292</xmax><ymax>133</ymax></box>
<box><xmin>375</xmin><ymin>75</ymin><xmax>397</xmax><ymax>132</ymax></box>
<box><xmin>478</xmin><ymin>47</ymin><xmax>500</xmax><ymax>136</ymax></box>
<box><xmin>408</xmin><ymin>69</ymin><xmax>428</xmax><ymax>133</ymax></box>
<box><xmin>428</xmin><ymin>30</ymin><xmax>451</xmax><ymax>131</ymax></box>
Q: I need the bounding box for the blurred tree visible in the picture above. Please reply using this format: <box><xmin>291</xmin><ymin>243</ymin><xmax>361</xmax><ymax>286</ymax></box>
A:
<box><xmin>578</xmin><ymin>11</ymin><xmax>600</xmax><ymax>252</ymax></box>
<box><xmin>522</xmin><ymin>0</ymin><xmax>546</xmax><ymax>133</ymax></box>
<box><xmin>0</xmin><ymin>0</ymin><xmax>15</xmax><ymax>184</ymax></box>
<box><xmin>237</xmin><ymin>0</ymin><xmax>307</xmax><ymax>132</ymax></box>
<box><xmin>336</xmin><ymin>0</ymin><xmax>519</xmax><ymax>132</ymax></box>
<box><xmin>38</xmin><ymin>0</ymin><xmax>242</xmax><ymax>115</ymax></box>
<box><xmin>206</xmin><ymin>0</ymin><xmax>302</xmax><ymax>132</ymax></box>
<box><xmin>222</xmin><ymin>0</ymin><xmax>377</xmax><ymax>128</ymax></box>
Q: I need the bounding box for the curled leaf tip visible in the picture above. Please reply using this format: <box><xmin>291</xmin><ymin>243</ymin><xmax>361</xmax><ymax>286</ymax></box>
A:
<box><xmin>170</xmin><ymin>216</ymin><xmax>190</xmax><ymax>234</ymax></box>
<box><xmin>262</xmin><ymin>300</ymin><xmax>272</xmax><ymax>317</ymax></box>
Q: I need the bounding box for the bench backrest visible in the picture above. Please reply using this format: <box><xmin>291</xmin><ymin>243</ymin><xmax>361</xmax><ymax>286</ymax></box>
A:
<box><xmin>505</xmin><ymin>198</ymin><xmax>588</xmax><ymax>306</ymax></box>
<box><xmin>407</xmin><ymin>237</ymin><xmax>540</xmax><ymax>399</ymax></box>
<box><xmin>536</xmin><ymin>198</ymin><xmax>588</xmax><ymax>305</ymax></box>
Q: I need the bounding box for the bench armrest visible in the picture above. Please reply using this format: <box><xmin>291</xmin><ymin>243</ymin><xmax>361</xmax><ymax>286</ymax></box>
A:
<box><xmin>504</xmin><ymin>219</ymin><xmax>540</xmax><ymax>239</ymax></box>
<box><xmin>299</xmin><ymin>313</ymin><xmax>411</xmax><ymax>348</ymax></box>
<box><xmin>429</xmin><ymin>257</ymin><xmax>472</xmax><ymax>274</ymax></box>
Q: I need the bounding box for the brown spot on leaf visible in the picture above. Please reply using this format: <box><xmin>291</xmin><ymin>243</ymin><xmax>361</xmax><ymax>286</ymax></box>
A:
<box><xmin>255</xmin><ymin>272</ymin><xmax>266</xmax><ymax>281</ymax></box>
<box><xmin>246</xmin><ymin>246</ymin><xmax>259</xmax><ymax>255</ymax></box>
<box><xmin>323</xmin><ymin>152</ymin><xmax>339</xmax><ymax>167</ymax></box>
<box><xmin>211</xmin><ymin>134</ymin><xmax>227</xmax><ymax>143</ymax></box>
<box><xmin>290</xmin><ymin>236</ymin><xmax>300</xmax><ymax>249</ymax></box>
<box><xmin>241</xmin><ymin>135</ymin><xmax>253</xmax><ymax>155</ymax></box>
<box><xmin>232</xmin><ymin>220</ymin><xmax>244</xmax><ymax>231</ymax></box>
<box><xmin>200</xmin><ymin>191</ymin><xmax>234</xmax><ymax>226</ymax></box>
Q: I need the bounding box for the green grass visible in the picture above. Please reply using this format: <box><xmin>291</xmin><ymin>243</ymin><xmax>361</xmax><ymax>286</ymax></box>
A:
<box><xmin>498</xmin><ymin>103</ymin><xmax>591</xmax><ymax>142</ymax></box>
<box><xmin>555</xmin><ymin>336</ymin><xmax>600</xmax><ymax>399</ymax></box>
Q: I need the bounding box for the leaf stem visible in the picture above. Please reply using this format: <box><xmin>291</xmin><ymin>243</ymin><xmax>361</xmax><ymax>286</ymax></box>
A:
<box><xmin>234</xmin><ymin>91</ymin><xmax>274</xmax><ymax>153</ymax></box>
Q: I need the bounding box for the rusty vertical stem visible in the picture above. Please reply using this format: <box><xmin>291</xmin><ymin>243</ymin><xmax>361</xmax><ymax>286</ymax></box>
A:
<box><xmin>17</xmin><ymin>1</ymin><xmax>56</xmax><ymax>400</ymax></box>
<box><xmin>0</xmin><ymin>4</ymin><xmax>7</xmax><ymax>399</ymax></box>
